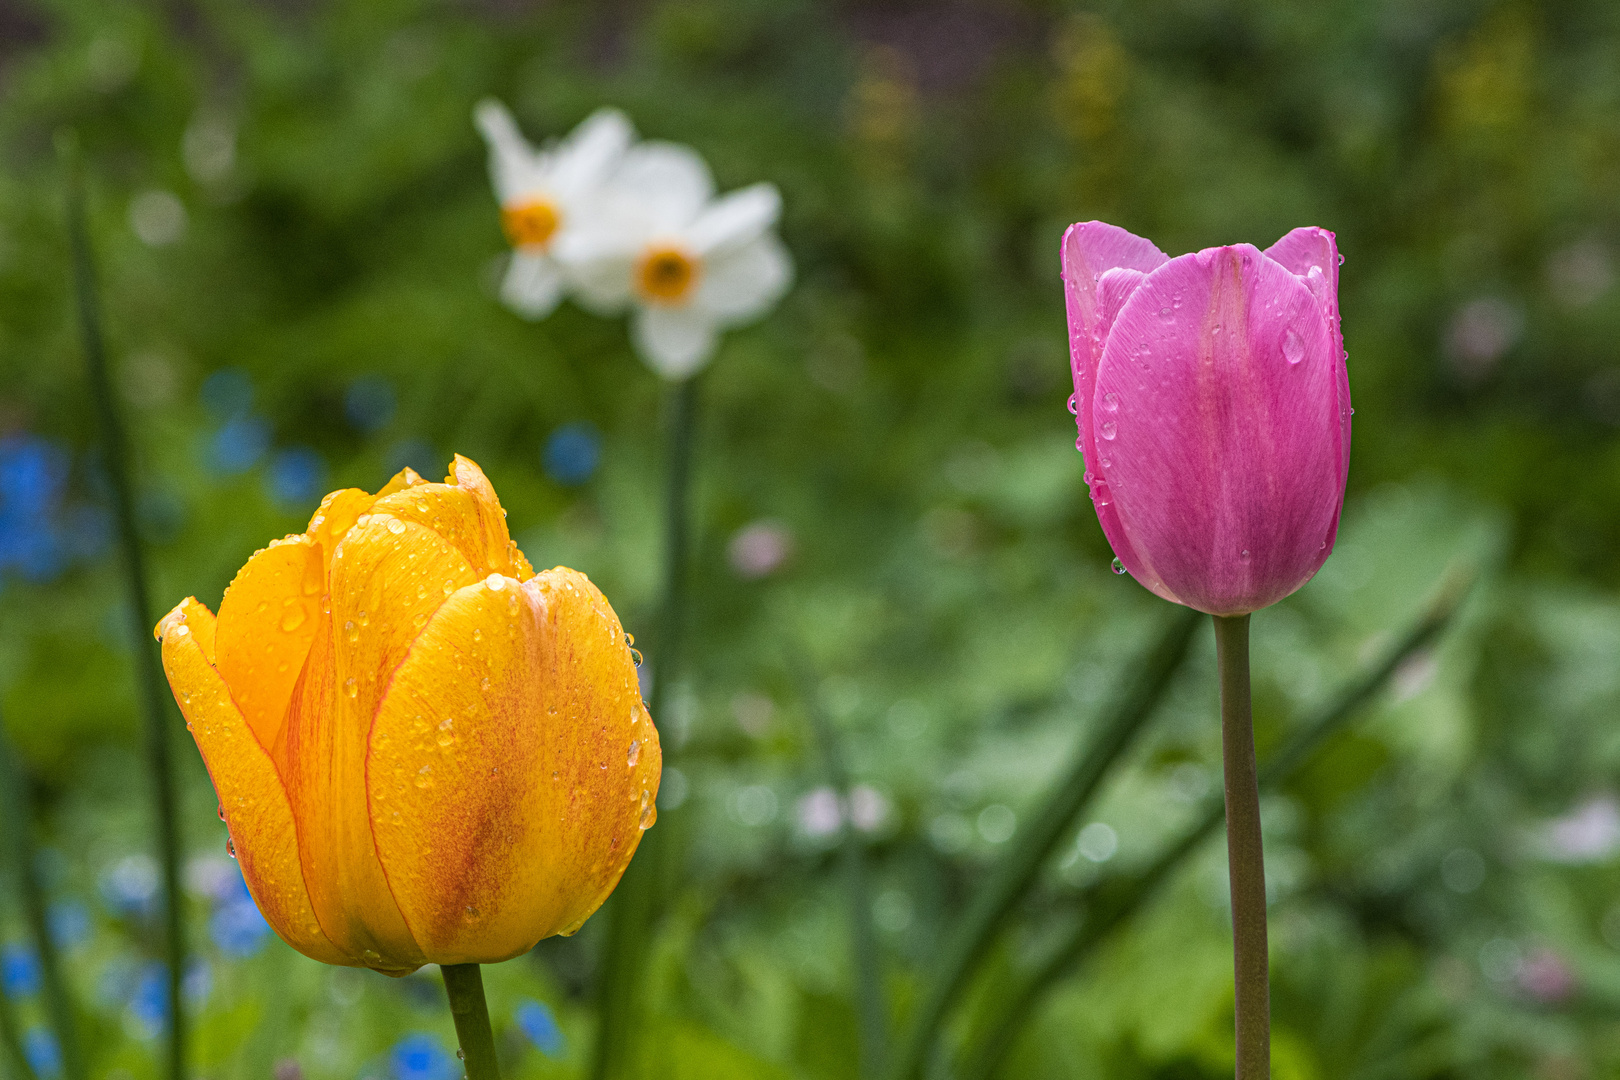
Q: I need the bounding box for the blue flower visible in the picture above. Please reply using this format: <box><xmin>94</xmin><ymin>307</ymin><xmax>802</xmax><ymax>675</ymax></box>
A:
<box><xmin>267</xmin><ymin>447</ymin><xmax>328</xmax><ymax>509</ymax></box>
<box><xmin>515</xmin><ymin>998</ymin><xmax>566</xmax><ymax>1058</ymax></box>
<box><xmin>543</xmin><ymin>422</ymin><xmax>601</xmax><ymax>486</ymax></box>
<box><xmin>1</xmin><ymin>943</ymin><xmax>41</xmax><ymax>998</ymax></box>
<box><xmin>0</xmin><ymin>435</ymin><xmax>70</xmax><ymax>582</ymax></box>
<box><xmin>209</xmin><ymin>415</ymin><xmax>271</xmax><ymax>474</ymax></box>
<box><xmin>209</xmin><ymin>897</ymin><xmax>271</xmax><ymax>959</ymax></box>
<box><xmin>100</xmin><ymin>854</ymin><xmax>160</xmax><ymax>918</ymax></box>
<box><xmin>346</xmin><ymin>376</ymin><xmax>397</xmax><ymax>433</ymax></box>
<box><xmin>22</xmin><ymin>1027</ymin><xmax>61</xmax><ymax>1078</ymax></box>
<box><xmin>48</xmin><ymin>901</ymin><xmax>92</xmax><ymax>949</ymax></box>
<box><xmin>389</xmin><ymin>1033</ymin><xmax>457</xmax><ymax>1080</ymax></box>
<box><xmin>126</xmin><ymin>958</ymin><xmax>211</xmax><ymax>1038</ymax></box>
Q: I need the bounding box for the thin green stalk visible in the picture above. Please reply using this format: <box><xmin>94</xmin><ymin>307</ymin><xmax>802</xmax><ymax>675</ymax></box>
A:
<box><xmin>59</xmin><ymin>131</ymin><xmax>187</xmax><ymax>1080</ymax></box>
<box><xmin>957</xmin><ymin>571</ymin><xmax>1474</xmax><ymax>1079</ymax></box>
<box><xmin>0</xmin><ymin>724</ymin><xmax>80</xmax><ymax>1080</ymax></box>
<box><xmin>1215</xmin><ymin>614</ymin><xmax>1268</xmax><ymax>1080</ymax></box>
<box><xmin>0</xmin><ymin>1001</ymin><xmax>36</xmax><ymax>1080</ymax></box>
<box><xmin>441</xmin><ymin>965</ymin><xmax>501</xmax><ymax>1080</ymax></box>
<box><xmin>591</xmin><ymin>375</ymin><xmax>702</xmax><ymax>1080</ymax></box>
<box><xmin>798</xmin><ymin>665</ymin><xmax>888</xmax><ymax>1079</ymax></box>
<box><xmin>891</xmin><ymin>607</ymin><xmax>1201</xmax><ymax>1080</ymax></box>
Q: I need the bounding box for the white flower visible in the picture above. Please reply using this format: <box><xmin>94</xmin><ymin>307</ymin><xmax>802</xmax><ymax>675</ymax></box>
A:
<box><xmin>474</xmin><ymin>99</ymin><xmax>633</xmax><ymax>320</ymax></box>
<box><xmin>556</xmin><ymin>141</ymin><xmax>792</xmax><ymax>379</ymax></box>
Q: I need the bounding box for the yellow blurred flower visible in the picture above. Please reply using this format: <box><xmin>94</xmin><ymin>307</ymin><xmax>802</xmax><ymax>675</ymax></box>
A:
<box><xmin>154</xmin><ymin>456</ymin><xmax>660</xmax><ymax>974</ymax></box>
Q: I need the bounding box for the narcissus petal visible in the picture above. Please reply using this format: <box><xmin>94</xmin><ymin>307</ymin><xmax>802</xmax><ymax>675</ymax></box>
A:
<box><xmin>369</xmin><ymin>568</ymin><xmax>660</xmax><ymax>963</ymax></box>
<box><xmin>155</xmin><ymin>599</ymin><xmax>350</xmax><ymax>968</ymax></box>
<box><xmin>214</xmin><ymin>537</ymin><xmax>324</xmax><ymax>755</ymax></box>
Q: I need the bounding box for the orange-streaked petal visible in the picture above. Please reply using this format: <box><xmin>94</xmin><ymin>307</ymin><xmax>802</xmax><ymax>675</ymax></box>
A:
<box><xmin>280</xmin><ymin>512</ymin><xmax>482</xmax><ymax>969</ymax></box>
<box><xmin>214</xmin><ymin>537</ymin><xmax>324</xmax><ymax>754</ymax></box>
<box><xmin>374</xmin><ymin>466</ymin><xmax>429</xmax><ymax>501</ymax></box>
<box><xmin>369</xmin><ymin>568</ymin><xmax>660</xmax><ymax>963</ymax></box>
<box><xmin>370</xmin><ymin>455</ymin><xmax>533</xmax><ymax>580</ymax></box>
<box><xmin>155</xmin><ymin>599</ymin><xmax>352</xmax><ymax>968</ymax></box>
<box><xmin>306</xmin><ymin>488</ymin><xmax>377</xmax><ymax>564</ymax></box>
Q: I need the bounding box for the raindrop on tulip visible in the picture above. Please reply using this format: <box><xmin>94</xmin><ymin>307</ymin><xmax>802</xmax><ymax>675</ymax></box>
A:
<box><xmin>442</xmin><ymin>578</ymin><xmax>455</xmax><ymax>595</ymax></box>
<box><xmin>217</xmin><ymin>803</ymin><xmax>225</xmax><ymax>821</ymax></box>
<box><xmin>344</xmin><ymin>620</ymin><xmax>358</xmax><ymax>643</ymax></box>
<box><xmin>1102</xmin><ymin>392</ymin><xmax>1119</xmax><ymax>413</ymax></box>
<box><xmin>358</xmin><ymin>609</ymin><xmax>369</xmax><ymax>627</ymax></box>
<box><xmin>437</xmin><ymin>719</ymin><xmax>454</xmax><ymax>747</ymax></box>
<box><xmin>1111</xmin><ymin>558</ymin><xmax>1126</xmax><ymax>575</ymax></box>
<box><xmin>628</xmin><ymin>740</ymin><xmax>641</xmax><ymax>767</ymax></box>
<box><xmin>386</xmin><ymin>518</ymin><xmax>406</xmax><ymax>535</ymax></box>
<box><xmin>279</xmin><ymin>605</ymin><xmax>306</xmax><ymax>632</ymax></box>
<box><xmin>344</xmin><ymin>677</ymin><xmax>358</xmax><ymax>699</ymax></box>
<box><xmin>225</xmin><ymin>837</ymin><xmax>236</xmax><ymax>859</ymax></box>
<box><xmin>1240</xmin><ymin>549</ymin><xmax>1251</xmax><ymax>562</ymax></box>
<box><xmin>1158</xmin><ymin>306</ymin><xmax>1173</xmax><ymax>321</ymax></box>
<box><xmin>1066</xmin><ymin>394</ymin><xmax>1078</xmax><ymax>415</ymax></box>
<box><xmin>415</xmin><ymin>499</ymin><xmax>429</xmax><ymax>513</ymax></box>
<box><xmin>1100</xmin><ymin>421</ymin><xmax>1117</xmax><ymax>441</ymax></box>
<box><xmin>485</xmin><ymin>573</ymin><xmax>505</xmax><ymax>591</ymax></box>
<box><xmin>473</xmin><ymin>628</ymin><xmax>483</xmax><ymax>643</ymax></box>
<box><xmin>1282</xmin><ymin>328</ymin><xmax>1304</xmax><ymax>365</ymax></box>
<box><xmin>480</xmin><ymin>676</ymin><xmax>490</xmax><ymax>690</ymax></box>
<box><xmin>415</xmin><ymin>765</ymin><xmax>432</xmax><ymax>789</ymax></box>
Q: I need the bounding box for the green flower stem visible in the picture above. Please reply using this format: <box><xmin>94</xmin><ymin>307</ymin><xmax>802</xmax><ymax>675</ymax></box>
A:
<box><xmin>59</xmin><ymin>131</ymin><xmax>187</xmax><ymax>1080</ymax></box>
<box><xmin>1214</xmin><ymin>614</ymin><xmax>1268</xmax><ymax>1080</ymax></box>
<box><xmin>958</xmin><ymin>569</ymin><xmax>1473</xmax><ymax>1080</ymax></box>
<box><xmin>799</xmin><ymin>665</ymin><xmax>888</xmax><ymax>1079</ymax></box>
<box><xmin>591</xmin><ymin>374</ymin><xmax>702</xmax><ymax>1080</ymax></box>
<box><xmin>0</xmin><ymin>723</ymin><xmax>81</xmax><ymax>1080</ymax></box>
<box><xmin>441</xmin><ymin>965</ymin><xmax>501</xmax><ymax>1080</ymax></box>
<box><xmin>891</xmin><ymin>607</ymin><xmax>1201</xmax><ymax>1080</ymax></box>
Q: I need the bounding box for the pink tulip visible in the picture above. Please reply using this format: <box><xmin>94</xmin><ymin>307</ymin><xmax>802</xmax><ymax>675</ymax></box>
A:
<box><xmin>1061</xmin><ymin>222</ymin><xmax>1351</xmax><ymax>616</ymax></box>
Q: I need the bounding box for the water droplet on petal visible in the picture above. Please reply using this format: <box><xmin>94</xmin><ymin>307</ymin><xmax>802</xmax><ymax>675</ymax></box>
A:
<box><xmin>437</xmin><ymin>719</ymin><xmax>454</xmax><ymax>747</ymax></box>
<box><xmin>1240</xmin><ymin>549</ymin><xmax>1251</xmax><ymax>562</ymax></box>
<box><xmin>1111</xmin><ymin>557</ymin><xmax>1126</xmax><ymax>575</ymax></box>
<box><xmin>473</xmin><ymin>628</ymin><xmax>483</xmax><ymax>643</ymax></box>
<box><xmin>485</xmin><ymin>573</ymin><xmax>505</xmax><ymax>591</ymax></box>
<box><xmin>1099</xmin><ymin>421</ymin><xmax>1117</xmax><ymax>441</ymax></box>
<box><xmin>280</xmin><ymin>605</ymin><xmax>306</xmax><ymax>632</ymax></box>
<box><xmin>358</xmin><ymin>610</ymin><xmax>370</xmax><ymax>627</ymax></box>
<box><xmin>1283</xmin><ymin>328</ymin><xmax>1304</xmax><ymax>365</ymax></box>
<box><xmin>344</xmin><ymin>677</ymin><xmax>358</xmax><ymax>699</ymax></box>
<box><xmin>387</xmin><ymin>518</ymin><xmax>406</xmax><ymax>535</ymax></box>
<box><xmin>443</xmin><ymin>579</ymin><xmax>455</xmax><ymax>595</ymax></box>
<box><xmin>628</xmin><ymin>740</ymin><xmax>641</xmax><ymax>767</ymax></box>
<box><xmin>1101</xmin><ymin>392</ymin><xmax>1119</xmax><ymax>413</ymax></box>
<box><xmin>225</xmin><ymin>837</ymin><xmax>236</xmax><ymax>859</ymax></box>
<box><xmin>345</xmin><ymin>619</ymin><xmax>358</xmax><ymax>643</ymax></box>
<box><xmin>640</xmin><ymin>804</ymin><xmax>657</xmax><ymax>830</ymax></box>
<box><xmin>1066</xmin><ymin>394</ymin><xmax>1078</xmax><ymax>416</ymax></box>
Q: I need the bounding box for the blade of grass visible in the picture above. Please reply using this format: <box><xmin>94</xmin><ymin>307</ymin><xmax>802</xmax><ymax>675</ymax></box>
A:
<box><xmin>891</xmin><ymin>606</ymin><xmax>1203</xmax><ymax>1080</ymax></box>
<box><xmin>59</xmin><ymin>131</ymin><xmax>187</xmax><ymax>1080</ymax></box>
<box><xmin>957</xmin><ymin>569</ymin><xmax>1475</xmax><ymax>1080</ymax></box>
<box><xmin>592</xmin><ymin>375</ymin><xmax>702</xmax><ymax>1080</ymax></box>
<box><xmin>796</xmin><ymin>661</ymin><xmax>888</xmax><ymax>1079</ymax></box>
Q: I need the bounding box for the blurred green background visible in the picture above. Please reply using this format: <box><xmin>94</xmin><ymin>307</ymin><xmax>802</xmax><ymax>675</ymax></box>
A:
<box><xmin>2</xmin><ymin>0</ymin><xmax>1619</xmax><ymax>1077</ymax></box>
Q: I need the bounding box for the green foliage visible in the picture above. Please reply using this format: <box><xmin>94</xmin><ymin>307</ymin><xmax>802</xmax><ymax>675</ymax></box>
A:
<box><xmin>1</xmin><ymin>0</ymin><xmax>1619</xmax><ymax>1077</ymax></box>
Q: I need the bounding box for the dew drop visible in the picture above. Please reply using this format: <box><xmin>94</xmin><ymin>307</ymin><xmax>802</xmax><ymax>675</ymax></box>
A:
<box><xmin>225</xmin><ymin>837</ymin><xmax>236</xmax><ymax>859</ymax></box>
<box><xmin>437</xmin><ymin>719</ymin><xmax>454</xmax><ymax>747</ymax></box>
<box><xmin>415</xmin><ymin>765</ymin><xmax>432</xmax><ymax>789</ymax></box>
<box><xmin>640</xmin><ymin>804</ymin><xmax>657</xmax><ymax>830</ymax></box>
<box><xmin>1240</xmin><ymin>549</ymin><xmax>1251</xmax><ymax>562</ymax></box>
<box><xmin>217</xmin><ymin>803</ymin><xmax>226</xmax><ymax>822</ymax></box>
<box><xmin>485</xmin><ymin>573</ymin><xmax>505</xmax><ymax>591</ymax></box>
<box><xmin>1099</xmin><ymin>420</ymin><xmax>1117</xmax><ymax>441</ymax></box>
<box><xmin>627</xmin><ymin>740</ymin><xmax>641</xmax><ymax>767</ymax></box>
<box><xmin>1158</xmin><ymin>305</ymin><xmax>1173</xmax><ymax>320</ymax></box>
<box><xmin>480</xmin><ymin>676</ymin><xmax>490</xmax><ymax>690</ymax></box>
<box><xmin>1066</xmin><ymin>394</ymin><xmax>1078</xmax><ymax>416</ymax></box>
<box><xmin>1111</xmin><ymin>557</ymin><xmax>1126</xmax><ymax>575</ymax></box>
<box><xmin>472</xmin><ymin>628</ymin><xmax>483</xmax><ymax>643</ymax></box>
<box><xmin>415</xmin><ymin>500</ymin><xmax>430</xmax><ymax>513</ymax></box>
<box><xmin>443</xmin><ymin>579</ymin><xmax>455</xmax><ymax>595</ymax></box>
<box><xmin>1282</xmin><ymin>328</ymin><xmax>1304</xmax><ymax>365</ymax></box>
<box><xmin>345</xmin><ymin>619</ymin><xmax>358</xmax><ymax>643</ymax></box>
<box><xmin>1101</xmin><ymin>392</ymin><xmax>1119</xmax><ymax>413</ymax></box>
<box><xmin>344</xmin><ymin>676</ymin><xmax>358</xmax><ymax>699</ymax></box>
<box><xmin>280</xmin><ymin>605</ymin><xmax>306</xmax><ymax>632</ymax></box>
<box><xmin>359</xmin><ymin>609</ymin><xmax>370</xmax><ymax>627</ymax></box>
<box><xmin>387</xmin><ymin>518</ymin><xmax>407</xmax><ymax>535</ymax></box>
<box><xmin>1099</xmin><ymin>457</ymin><xmax>1112</xmax><ymax>469</ymax></box>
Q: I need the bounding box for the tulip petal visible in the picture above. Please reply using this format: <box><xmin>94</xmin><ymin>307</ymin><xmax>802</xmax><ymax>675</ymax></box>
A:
<box><xmin>155</xmin><ymin>599</ymin><xmax>352</xmax><ymax>968</ymax></box>
<box><xmin>370</xmin><ymin>568</ymin><xmax>659</xmax><ymax>963</ymax></box>
<box><xmin>281</xmin><ymin>510</ymin><xmax>486</xmax><ymax>969</ymax></box>
<box><xmin>1095</xmin><ymin>245</ymin><xmax>1343</xmax><ymax>615</ymax></box>
<box><xmin>369</xmin><ymin>456</ymin><xmax>534</xmax><ymax>581</ymax></box>
<box><xmin>213</xmin><ymin>537</ymin><xmax>325</xmax><ymax>756</ymax></box>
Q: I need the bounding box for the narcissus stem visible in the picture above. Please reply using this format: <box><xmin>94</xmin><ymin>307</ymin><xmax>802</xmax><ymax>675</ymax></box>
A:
<box><xmin>60</xmin><ymin>131</ymin><xmax>187</xmax><ymax>1080</ymax></box>
<box><xmin>1214</xmin><ymin>614</ymin><xmax>1269</xmax><ymax>1080</ymax></box>
<box><xmin>442</xmin><ymin>965</ymin><xmax>501</xmax><ymax>1080</ymax></box>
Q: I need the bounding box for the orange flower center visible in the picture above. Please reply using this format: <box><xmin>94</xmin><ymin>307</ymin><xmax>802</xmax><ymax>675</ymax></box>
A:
<box><xmin>501</xmin><ymin>199</ymin><xmax>560</xmax><ymax>250</ymax></box>
<box><xmin>634</xmin><ymin>245</ymin><xmax>701</xmax><ymax>305</ymax></box>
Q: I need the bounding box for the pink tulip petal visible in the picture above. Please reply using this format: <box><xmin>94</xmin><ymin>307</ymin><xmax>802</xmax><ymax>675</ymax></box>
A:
<box><xmin>1060</xmin><ymin>223</ymin><xmax>1168</xmax><ymax>583</ymax></box>
<box><xmin>1094</xmin><ymin>245</ymin><xmax>1343</xmax><ymax>615</ymax></box>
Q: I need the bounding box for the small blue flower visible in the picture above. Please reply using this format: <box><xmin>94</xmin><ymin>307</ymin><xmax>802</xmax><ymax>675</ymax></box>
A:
<box><xmin>515</xmin><ymin>998</ymin><xmax>565</xmax><ymax>1058</ymax></box>
<box><xmin>389</xmin><ymin>1033</ymin><xmax>457</xmax><ymax>1080</ymax></box>
<box><xmin>128</xmin><ymin>962</ymin><xmax>168</xmax><ymax>1038</ymax></box>
<box><xmin>210</xmin><ymin>415</ymin><xmax>271</xmax><ymax>474</ymax></box>
<box><xmin>210</xmin><ymin>898</ymin><xmax>271</xmax><ymax>958</ymax></box>
<box><xmin>48</xmin><ymin>901</ymin><xmax>92</xmax><ymax>949</ymax></box>
<box><xmin>543</xmin><ymin>422</ymin><xmax>601</xmax><ymax>486</ymax></box>
<box><xmin>0</xmin><ymin>435</ymin><xmax>70</xmax><ymax>582</ymax></box>
<box><xmin>22</xmin><ymin>1027</ymin><xmax>61</xmax><ymax>1078</ymax></box>
<box><xmin>200</xmin><ymin>369</ymin><xmax>254</xmax><ymax>419</ymax></box>
<box><xmin>346</xmin><ymin>376</ymin><xmax>398</xmax><ymax>433</ymax></box>
<box><xmin>101</xmin><ymin>854</ymin><xmax>160</xmax><ymax>918</ymax></box>
<box><xmin>1</xmin><ymin>943</ymin><xmax>42</xmax><ymax>998</ymax></box>
<box><xmin>267</xmin><ymin>447</ymin><xmax>327</xmax><ymax>508</ymax></box>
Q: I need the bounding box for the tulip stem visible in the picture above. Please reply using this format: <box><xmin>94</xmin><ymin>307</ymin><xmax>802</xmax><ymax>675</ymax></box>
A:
<box><xmin>59</xmin><ymin>131</ymin><xmax>188</xmax><ymax>1080</ymax></box>
<box><xmin>1214</xmin><ymin>614</ymin><xmax>1269</xmax><ymax>1080</ymax></box>
<box><xmin>442</xmin><ymin>964</ymin><xmax>502</xmax><ymax>1080</ymax></box>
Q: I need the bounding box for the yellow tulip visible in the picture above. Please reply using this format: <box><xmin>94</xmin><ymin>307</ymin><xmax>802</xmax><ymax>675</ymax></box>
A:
<box><xmin>154</xmin><ymin>456</ymin><xmax>661</xmax><ymax>974</ymax></box>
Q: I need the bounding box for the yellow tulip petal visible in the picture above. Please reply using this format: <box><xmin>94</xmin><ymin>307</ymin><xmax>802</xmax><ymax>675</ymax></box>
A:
<box><xmin>370</xmin><ymin>567</ymin><xmax>660</xmax><ymax>963</ymax></box>
<box><xmin>214</xmin><ymin>537</ymin><xmax>324</xmax><ymax>755</ymax></box>
<box><xmin>306</xmin><ymin>487</ymin><xmax>377</xmax><ymax>564</ymax></box>
<box><xmin>154</xmin><ymin>599</ymin><xmax>352</xmax><ymax>968</ymax></box>
<box><xmin>279</xmin><ymin>512</ymin><xmax>482</xmax><ymax>969</ymax></box>
<box><xmin>370</xmin><ymin>455</ymin><xmax>534</xmax><ymax>580</ymax></box>
<box><xmin>374</xmin><ymin>466</ymin><xmax>429</xmax><ymax>501</ymax></box>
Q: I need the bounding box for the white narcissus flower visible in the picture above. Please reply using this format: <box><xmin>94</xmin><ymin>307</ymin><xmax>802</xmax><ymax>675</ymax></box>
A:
<box><xmin>556</xmin><ymin>141</ymin><xmax>793</xmax><ymax>379</ymax></box>
<box><xmin>474</xmin><ymin>99</ymin><xmax>633</xmax><ymax>320</ymax></box>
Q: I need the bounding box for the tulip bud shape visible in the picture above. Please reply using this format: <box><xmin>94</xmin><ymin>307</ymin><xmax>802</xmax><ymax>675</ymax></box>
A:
<box><xmin>154</xmin><ymin>456</ymin><xmax>661</xmax><ymax>974</ymax></box>
<box><xmin>1061</xmin><ymin>223</ymin><xmax>1351</xmax><ymax>615</ymax></box>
